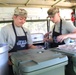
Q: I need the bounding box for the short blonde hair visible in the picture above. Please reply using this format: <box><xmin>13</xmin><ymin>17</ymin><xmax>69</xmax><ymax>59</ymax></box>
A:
<box><xmin>47</xmin><ymin>7</ymin><xmax>59</xmax><ymax>17</ymax></box>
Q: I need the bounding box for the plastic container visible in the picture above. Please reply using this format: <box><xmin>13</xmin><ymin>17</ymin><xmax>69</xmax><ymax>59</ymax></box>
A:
<box><xmin>72</xmin><ymin>55</ymin><xmax>76</xmax><ymax>73</ymax></box>
<box><xmin>0</xmin><ymin>44</ymin><xmax>9</xmax><ymax>75</ymax></box>
<box><xmin>11</xmin><ymin>49</ymin><xmax>68</xmax><ymax>75</ymax></box>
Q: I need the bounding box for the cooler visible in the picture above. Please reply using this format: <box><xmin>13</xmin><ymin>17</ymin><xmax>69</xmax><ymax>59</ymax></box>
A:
<box><xmin>11</xmin><ymin>49</ymin><xmax>68</xmax><ymax>75</ymax></box>
<box><xmin>72</xmin><ymin>55</ymin><xmax>76</xmax><ymax>74</ymax></box>
<box><xmin>50</xmin><ymin>46</ymin><xmax>76</xmax><ymax>75</ymax></box>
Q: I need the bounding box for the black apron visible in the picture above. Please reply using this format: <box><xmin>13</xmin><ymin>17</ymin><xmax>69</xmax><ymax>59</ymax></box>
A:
<box><xmin>8</xmin><ymin>22</ymin><xmax>29</xmax><ymax>75</ymax></box>
<box><xmin>51</xmin><ymin>19</ymin><xmax>65</xmax><ymax>48</ymax></box>
<box><xmin>9</xmin><ymin>22</ymin><xmax>28</xmax><ymax>53</ymax></box>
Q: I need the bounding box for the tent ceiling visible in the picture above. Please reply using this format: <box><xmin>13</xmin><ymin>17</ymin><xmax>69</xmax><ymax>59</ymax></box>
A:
<box><xmin>0</xmin><ymin>0</ymin><xmax>76</xmax><ymax>8</ymax></box>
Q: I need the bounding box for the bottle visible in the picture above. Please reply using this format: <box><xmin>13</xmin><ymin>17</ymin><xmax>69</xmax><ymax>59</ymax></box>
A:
<box><xmin>44</xmin><ymin>42</ymin><xmax>49</xmax><ymax>50</ymax></box>
<box><xmin>64</xmin><ymin>38</ymin><xmax>75</xmax><ymax>44</ymax></box>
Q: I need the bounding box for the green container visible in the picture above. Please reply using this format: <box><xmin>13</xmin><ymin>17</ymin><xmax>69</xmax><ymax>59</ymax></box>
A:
<box><xmin>72</xmin><ymin>55</ymin><xmax>76</xmax><ymax>73</ymax></box>
<box><xmin>50</xmin><ymin>48</ymin><xmax>76</xmax><ymax>75</ymax></box>
<box><xmin>11</xmin><ymin>49</ymin><xmax>68</xmax><ymax>75</ymax></box>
